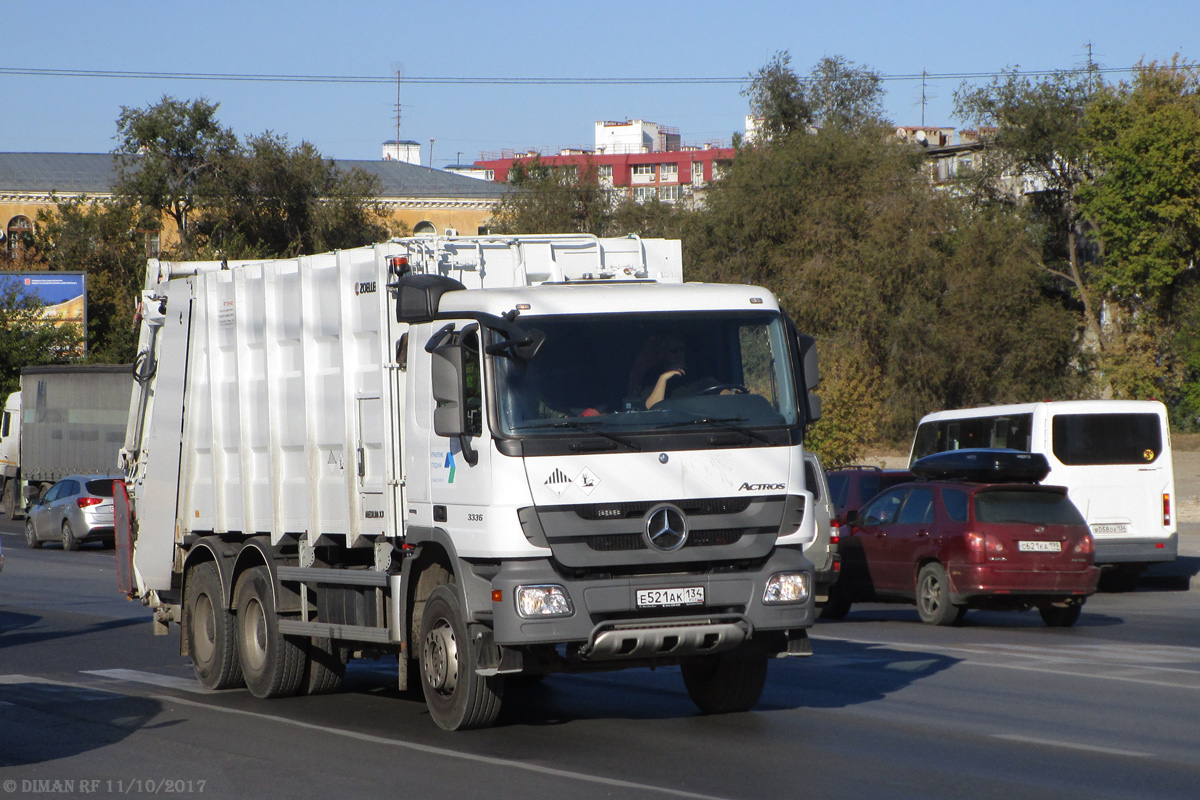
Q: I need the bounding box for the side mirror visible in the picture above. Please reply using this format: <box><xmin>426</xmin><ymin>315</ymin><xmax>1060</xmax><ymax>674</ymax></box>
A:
<box><xmin>431</xmin><ymin>344</ymin><xmax>467</xmax><ymax>438</ymax></box>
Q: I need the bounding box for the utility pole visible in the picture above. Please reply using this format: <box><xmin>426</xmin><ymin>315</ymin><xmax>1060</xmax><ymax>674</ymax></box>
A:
<box><xmin>394</xmin><ymin>70</ymin><xmax>402</xmax><ymax>145</ymax></box>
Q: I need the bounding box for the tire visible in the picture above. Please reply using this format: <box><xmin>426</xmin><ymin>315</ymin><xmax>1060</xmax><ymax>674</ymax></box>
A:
<box><xmin>24</xmin><ymin>518</ymin><xmax>42</xmax><ymax>549</ymax></box>
<box><xmin>916</xmin><ymin>563</ymin><xmax>963</xmax><ymax>626</ymax></box>
<box><xmin>680</xmin><ymin>642</ymin><xmax>769</xmax><ymax>715</ymax></box>
<box><xmin>819</xmin><ymin>581</ymin><xmax>852</xmax><ymax>621</ymax></box>
<box><xmin>1039</xmin><ymin>599</ymin><xmax>1083</xmax><ymax>628</ymax></box>
<box><xmin>235</xmin><ymin>566</ymin><xmax>306</xmax><ymax>699</ymax></box>
<box><xmin>303</xmin><ymin>637</ymin><xmax>347</xmax><ymax>695</ymax></box>
<box><xmin>419</xmin><ymin>584</ymin><xmax>504</xmax><ymax>730</ymax></box>
<box><xmin>62</xmin><ymin>520</ymin><xmax>80</xmax><ymax>551</ymax></box>
<box><xmin>2</xmin><ymin>480</ymin><xmax>19</xmax><ymax>520</ymax></box>
<box><xmin>185</xmin><ymin>561</ymin><xmax>244</xmax><ymax>690</ymax></box>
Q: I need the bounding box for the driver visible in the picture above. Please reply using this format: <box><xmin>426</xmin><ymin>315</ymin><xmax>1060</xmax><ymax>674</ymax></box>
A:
<box><xmin>628</xmin><ymin>334</ymin><xmax>738</xmax><ymax>409</ymax></box>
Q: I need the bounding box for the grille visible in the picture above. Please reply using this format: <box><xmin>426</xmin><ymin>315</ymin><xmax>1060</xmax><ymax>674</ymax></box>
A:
<box><xmin>573</xmin><ymin>497</ymin><xmax>752</xmax><ymax>521</ymax></box>
<box><xmin>585</xmin><ymin>529</ymin><xmax>744</xmax><ymax>551</ymax></box>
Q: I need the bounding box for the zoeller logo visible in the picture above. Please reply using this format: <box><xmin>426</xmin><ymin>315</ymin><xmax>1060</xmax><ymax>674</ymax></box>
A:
<box><xmin>739</xmin><ymin>482</ymin><xmax>785</xmax><ymax>491</ymax></box>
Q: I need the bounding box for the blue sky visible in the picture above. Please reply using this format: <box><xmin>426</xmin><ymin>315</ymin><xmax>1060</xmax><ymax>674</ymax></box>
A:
<box><xmin>4</xmin><ymin>1</ymin><xmax>1195</xmax><ymax>167</ymax></box>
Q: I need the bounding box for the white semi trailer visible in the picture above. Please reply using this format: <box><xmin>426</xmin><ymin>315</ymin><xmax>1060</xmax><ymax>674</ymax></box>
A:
<box><xmin>118</xmin><ymin>234</ymin><xmax>823</xmax><ymax>730</ymax></box>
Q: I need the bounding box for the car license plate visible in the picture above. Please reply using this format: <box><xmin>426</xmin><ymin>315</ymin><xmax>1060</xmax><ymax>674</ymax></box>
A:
<box><xmin>636</xmin><ymin>586</ymin><xmax>704</xmax><ymax>608</ymax></box>
<box><xmin>1090</xmin><ymin>524</ymin><xmax>1129</xmax><ymax>536</ymax></box>
<box><xmin>1018</xmin><ymin>541</ymin><xmax>1062</xmax><ymax>552</ymax></box>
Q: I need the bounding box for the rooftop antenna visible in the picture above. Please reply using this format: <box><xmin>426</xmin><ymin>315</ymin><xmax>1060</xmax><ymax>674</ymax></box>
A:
<box><xmin>394</xmin><ymin>68</ymin><xmax>403</xmax><ymax>144</ymax></box>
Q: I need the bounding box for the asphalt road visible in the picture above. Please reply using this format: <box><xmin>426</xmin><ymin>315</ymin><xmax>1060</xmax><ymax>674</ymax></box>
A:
<box><xmin>3</xmin><ymin>519</ymin><xmax>1200</xmax><ymax>799</ymax></box>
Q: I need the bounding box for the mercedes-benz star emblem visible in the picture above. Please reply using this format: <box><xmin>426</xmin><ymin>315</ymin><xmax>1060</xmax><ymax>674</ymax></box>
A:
<box><xmin>645</xmin><ymin>504</ymin><xmax>688</xmax><ymax>551</ymax></box>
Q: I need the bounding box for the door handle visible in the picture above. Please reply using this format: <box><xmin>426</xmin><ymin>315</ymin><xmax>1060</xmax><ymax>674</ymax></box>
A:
<box><xmin>917</xmin><ymin>530</ymin><xmax>930</xmax><ymax>537</ymax></box>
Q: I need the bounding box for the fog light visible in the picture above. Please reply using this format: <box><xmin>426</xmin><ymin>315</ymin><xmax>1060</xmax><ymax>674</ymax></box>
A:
<box><xmin>515</xmin><ymin>585</ymin><xmax>574</xmax><ymax>618</ymax></box>
<box><xmin>763</xmin><ymin>572</ymin><xmax>810</xmax><ymax>604</ymax></box>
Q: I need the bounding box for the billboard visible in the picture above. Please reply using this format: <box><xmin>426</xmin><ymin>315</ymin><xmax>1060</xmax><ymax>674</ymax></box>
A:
<box><xmin>0</xmin><ymin>271</ymin><xmax>88</xmax><ymax>354</ymax></box>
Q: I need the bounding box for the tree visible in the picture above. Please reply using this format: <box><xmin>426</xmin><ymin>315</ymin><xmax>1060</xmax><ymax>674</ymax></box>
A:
<box><xmin>690</xmin><ymin>91</ymin><xmax>1079</xmax><ymax>444</ymax></box>
<box><xmin>742</xmin><ymin>52</ymin><xmax>888</xmax><ymax>143</ymax></box>
<box><xmin>194</xmin><ymin>132</ymin><xmax>388</xmax><ymax>258</ymax></box>
<box><xmin>490</xmin><ymin>156</ymin><xmax>613</xmax><ymax>235</ymax></box>
<box><xmin>954</xmin><ymin>68</ymin><xmax>1103</xmax><ymax>352</ymax></box>
<box><xmin>0</xmin><ymin>278</ymin><xmax>84</xmax><ymax>397</ymax></box>
<box><xmin>1081</xmin><ymin>58</ymin><xmax>1200</xmax><ymax>310</ymax></box>
<box><xmin>30</xmin><ymin>197</ymin><xmax>146</xmax><ymax>363</ymax></box>
<box><xmin>114</xmin><ymin>96</ymin><xmax>238</xmax><ymax>254</ymax></box>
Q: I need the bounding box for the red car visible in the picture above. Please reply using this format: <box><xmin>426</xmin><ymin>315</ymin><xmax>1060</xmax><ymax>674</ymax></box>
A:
<box><xmin>824</xmin><ymin>450</ymin><xmax>1099</xmax><ymax>627</ymax></box>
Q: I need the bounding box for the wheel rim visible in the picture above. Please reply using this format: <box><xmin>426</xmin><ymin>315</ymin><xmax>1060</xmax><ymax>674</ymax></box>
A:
<box><xmin>422</xmin><ymin>618</ymin><xmax>459</xmax><ymax>695</ymax></box>
<box><xmin>920</xmin><ymin>573</ymin><xmax>942</xmax><ymax>615</ymax></box>
<box><xmin>63</xmin><ymin>523</ymin><xmax>74</xmax><ymax>547</ymax></box>
<box><xmin>193</xmin><ymin>593</ymin><xmax>216</xmax><ymax>664</ymax></box>
<box><xmin>25</xmin><ymin>520</ymin><xmax>36</xmax><ymax>546</ymax></box>
<box><xmin>241</xmin><ymin>598</ymin><xmax>269</xmax><ymax>672</ymax></box>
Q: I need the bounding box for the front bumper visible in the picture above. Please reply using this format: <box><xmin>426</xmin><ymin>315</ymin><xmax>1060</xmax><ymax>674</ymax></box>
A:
<box><xmin>488</xmin><ymin>547</ymin><xmax>814</xmax><ymax>658</ymax></box>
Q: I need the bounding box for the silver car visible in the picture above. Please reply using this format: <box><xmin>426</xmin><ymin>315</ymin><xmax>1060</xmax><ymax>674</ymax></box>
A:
<box><xmin>802</xmin><ymin>452</ymin><xmax>840</xmax><ymax>605</ymax></box>
<box><xmin>24</xmin><ymin>474</ymin><xmax>123</xmax><ymax>551</ymax></box>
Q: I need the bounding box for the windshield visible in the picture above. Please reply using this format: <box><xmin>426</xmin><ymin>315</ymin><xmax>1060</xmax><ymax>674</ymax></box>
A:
<box><xmin>494</xmin><ymin>311</ymin><xmax>798</xmax><ymax>437</ymax></box>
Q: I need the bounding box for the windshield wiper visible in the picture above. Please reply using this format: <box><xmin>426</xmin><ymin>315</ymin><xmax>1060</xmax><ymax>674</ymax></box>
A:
<box><xmin>654</xmin><ymin>416</ymin><xmax>773</xmax><ymax>444</ymax></box>
<box><xmin>546</xmin><ymin>420</ymin><xmax>641</xmax><ymax>451</ymax></box>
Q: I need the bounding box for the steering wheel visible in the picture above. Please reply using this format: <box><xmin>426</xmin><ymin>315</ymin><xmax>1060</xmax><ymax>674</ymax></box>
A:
<box><xmin>698</xmin><ymin>383</ymin><xmax>750</xmax><ymax>396</ymax></box>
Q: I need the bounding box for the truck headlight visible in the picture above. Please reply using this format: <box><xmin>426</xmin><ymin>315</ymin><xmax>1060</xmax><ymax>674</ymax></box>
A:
<box><xmin>515</xmin><ymin>585</ymin><xmax>574</xmax><ymax>618</ymax></box>
<box><xmin>763</xmin><ymin>572</ymin><xmax>810</xmax><ymax>605</ymax></box>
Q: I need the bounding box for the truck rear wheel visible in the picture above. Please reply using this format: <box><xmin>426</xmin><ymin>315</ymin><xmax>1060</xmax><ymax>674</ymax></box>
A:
<box><xmin>419</xmin><ymin>585</ymin><xmax>504</xmax><ymax>730</ymax></box>
<box><xmin>303</xmin><ymin>637</ymin><xmax>347</xmax><ymax>695</ymax></box>
<box><xmin>2</xmin><ymin>480</ymin><xmax>19</xmax><ymax>519</ymax></box>
<box><xmin>186</xmin><ymin>561</ymin><xmax>244</xmax><ymax>690</ymax></box>
<box><xmin>681</xmin><ymin>642</ymin><xmax>769</xmax><ymax>714</ymax></box>
<box><xmin>235</xmin><ymin>566</ymin><xmax>306</xmax><ymax>698</ymax></box>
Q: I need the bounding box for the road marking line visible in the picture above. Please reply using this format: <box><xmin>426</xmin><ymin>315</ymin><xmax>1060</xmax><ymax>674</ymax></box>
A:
<box><xmin>156</xmin><ymin>693</ymin><xmax>731</xmax><ymax>800</ymax></box>
<box><xmin>994</xmin><ymin>733</ymin><xmax>1151</xmax><ymax>758</ymax></box>
<box><xmin>83</xmin><ymin>668</ymin><xmax>216</xmax><ymax>694</ymax></box>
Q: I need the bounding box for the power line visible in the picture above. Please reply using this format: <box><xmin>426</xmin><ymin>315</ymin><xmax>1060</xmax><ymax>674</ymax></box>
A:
<box><xmin>0</xmin><ymin>65</ymin><xmax>1146</xmax><ymax>87</ymax></box>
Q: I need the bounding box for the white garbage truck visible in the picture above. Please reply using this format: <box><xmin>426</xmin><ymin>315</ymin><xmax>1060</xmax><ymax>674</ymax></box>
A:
<box><xmin>118</xmin><ymin>234</ymin><xmax>823</xmax><ymax>730</ymax></box>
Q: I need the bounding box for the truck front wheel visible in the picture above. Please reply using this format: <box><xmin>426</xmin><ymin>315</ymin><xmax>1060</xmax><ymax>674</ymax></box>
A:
<box><xmin>185</xmin><ymin>561</ymin><xmax>244</xmax><ymax>690</ymax></box>
<box><xmin>419</xmin><ymin>585</ymin><xmax>504</xmax><ymax>730</ymax></box>
<box><xmin>681</xmin><ymin>642</ymin><xmax>769</xmax><ymax>714</ymax></box>
<box><xmin>235</xmin><ymin>566</ymin><xmax>305</xmax><ymax>699</ymax></box>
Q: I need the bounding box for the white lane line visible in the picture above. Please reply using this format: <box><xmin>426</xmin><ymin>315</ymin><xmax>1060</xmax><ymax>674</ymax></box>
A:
<box><xmin>156</xmin><ymin>693</ymin><xmax>731</xmax><ymax>800</ymax></box>
<box><xmin>83</xmin><ymin>669</ymin><xmax>217</xmax><ymax>694</ymax></box>
<box><xmin>994</xmin><ymin>733</ymin><xmax>1151</xmax><ymax>758</ymax></box>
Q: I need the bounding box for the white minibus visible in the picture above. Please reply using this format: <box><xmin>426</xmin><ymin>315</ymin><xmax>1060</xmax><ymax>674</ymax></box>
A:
<box><xmin>910</xmin><ymin>400</ymin><xmax>1176</xmax><ymax>578</ymax></box>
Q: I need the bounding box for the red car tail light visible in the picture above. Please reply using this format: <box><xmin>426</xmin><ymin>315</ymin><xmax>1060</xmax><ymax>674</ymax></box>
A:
<box><xmin>965</xmin><ymin>531</ymin><xmax>1006</xmax><ymax>562</ymax></box>
<box><xmin>1073</xmin><ymin>533</ymin><xmax>1095</xmax><ymax>557</ymax></box>
<box><xmin>76</xmin><ymin>497</ymin><xmax>103</xmax><ymax>508</ymax></box>
<box><xmin>829</xmin><ymin>519</ymin><xmax>841</xmax><ymax>545</ymax></box>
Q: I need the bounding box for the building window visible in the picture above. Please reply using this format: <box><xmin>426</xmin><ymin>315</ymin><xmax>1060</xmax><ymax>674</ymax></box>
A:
<box><xmin>597</xmin><ymin>164</ymin><xmax>613</xmax><ymax>185</ymax></box>
<box><xmin>6</xmin><ymin>216</ymin><xmax>32</xmax><ymax>259</ymax></box>
<box><xmin>631</xmin><ymin>163</ymin><xmax>655</xmax><ymax>184</ymax></box>
<box><xmin>633</xmin><ymin>186</ymin><xmax>657</xmax><ymax>203</ymax></box>
<box><xmin>691</xmin><ymin>161</ymin><xmax>705</xmax><ymax>185</ymax></box>
<box><xmin>414</xmin><ymin>221</ymin><xmax>436</xmax><ymax>234</ymax></box>
<box><xmin>659</xmin><ymin>163</ymin><xmax>678</xmax><ymax>183</ymax></box>
<box><xmin>658</xmin><ymin>185</ymin><xmax>681</xmax><ymax>202</ymax></box>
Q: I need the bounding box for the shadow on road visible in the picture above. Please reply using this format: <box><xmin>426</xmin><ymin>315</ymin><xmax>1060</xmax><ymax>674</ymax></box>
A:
<box><xmin>0</xmin><ymin>681</ymin><xmax>162</xmax><ymax>768</ymax></box>
<box><xmin>1138</xmin><ymin>555</ymin><xmax>1199</xmax><ymax>592</ymax></box>
<box><xmin>0</xmin><ymin>611</ymin><xmax>145</xmax><ymax>647</ymax></box>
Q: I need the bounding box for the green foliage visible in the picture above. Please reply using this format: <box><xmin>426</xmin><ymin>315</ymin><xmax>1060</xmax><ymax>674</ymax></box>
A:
<box><xmin>743</xmin><ymin>51</ymin><xmax>888</xmax><ymax>142</ymax></box>
<box><xmin>1081</xmin><ymin>59</ymin><xmax>1200</xmax><ymax>310</ymax></box>
<box><xmin>689</xmin><ymin>124</ymin><xmax>1080</xmax><ymax>441</ymax></box>
<box><xmin>803</xmin><ymin>341</ymin><xmax>883</xmax><ymax>467</ymax></box>
<box><xmin>194</xmin><ymin>132</ymin><xmax>388</xmax><ymax>258</ymax></box>
<box><xmin>491</xmin><ymin>156</ymin><xmax>612</xmax><ymax>235</ymax></box>
<box><xmin>114</xmin><ymin>96</ymin><xmax>238</xmax><ymax>249</ymax></box>
<box><xmin>0</xmin><ymin>279</ymin><xmax>84</xmax><ymax>397</ymax></box>
<box><xmin>30</xmin><ymin>197</ymin><xmax>145</xmax><ymax>363</ymax></box>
